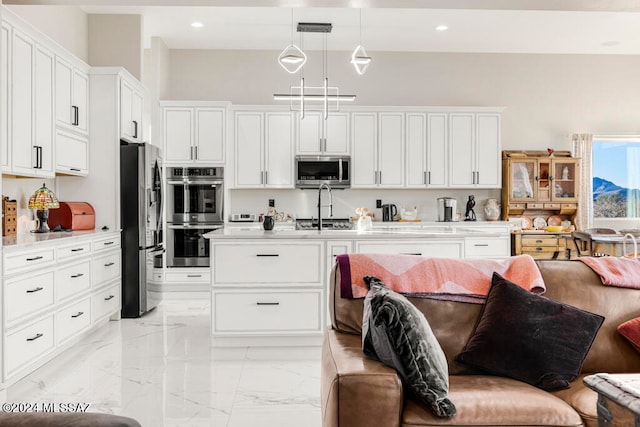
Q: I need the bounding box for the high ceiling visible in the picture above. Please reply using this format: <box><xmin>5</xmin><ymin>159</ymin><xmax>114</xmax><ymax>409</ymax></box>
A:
<box><xmin>8</xmin><ymin>0</ymin><xmax>640</xmax><ymax>54</ymax></box>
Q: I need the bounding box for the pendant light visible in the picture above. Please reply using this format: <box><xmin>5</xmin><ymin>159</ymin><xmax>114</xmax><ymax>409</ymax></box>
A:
<box><xmin>351</xmin><ymin>9</ymin><xmax>372</xmax><ymax>75</ymax></box>
<box><xmin>278</xmin><ymin>9</ymin><xmax>307</xmax><ymax>74</ymax></box>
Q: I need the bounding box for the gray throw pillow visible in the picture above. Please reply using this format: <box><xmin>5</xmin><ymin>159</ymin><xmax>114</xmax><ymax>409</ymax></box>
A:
<box><xmin>362</xmin><ymin>276</ymin><xmax>456</xmax><ymax>418</ymax></box>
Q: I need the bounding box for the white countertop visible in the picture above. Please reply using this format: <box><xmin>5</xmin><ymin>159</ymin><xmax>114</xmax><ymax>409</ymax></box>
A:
<box><xmin>205</xmin><ymin>227</ymin><xmax>502</xmax><ymax>240</ymax></box>
<box><xmin>2</xmin><ymin>229</ymin><xmax>120</xmax><ymax>249</ymax></box>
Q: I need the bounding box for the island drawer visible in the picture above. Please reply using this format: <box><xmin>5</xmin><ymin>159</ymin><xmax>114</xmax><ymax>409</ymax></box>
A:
<box><xmin>56</xmin><ymin>297</ymin><xmax>91</xmax><ymax>344</ymax></box>
<box><xmin>92</xmin><ymin>251</ymin><xmax>121</xmax><ymax>288</ymax></box>
<box><xmin>5</xmin><ymin>314</ymin><xmax>55</xmax><ymax>377</ymax></box>
<box><xmin>56</xmin><ymin>260</ymin><xmax>92</xmax><ymax>302</ymax></box>
<box><xmin>213</xmin><ymin>243</ymin><xmax>322</xmax><ymax>285</ymax></box>
<box><xmin>213</xmin><ymin>290</ymin><xmax>321</xmax><ymax>333</ymax></box>
<box><xmin>5</xmin><ymin>271</ymin><xmax>55</xmax><ymax>323</ymax></box>
<box><xmin>4</xmin><ymin>247</ymin><xmax>55</xmax><ymax>275</ymax></box>
<box><xmin>356</xmin><ymin>241</ymin><xmax>463</xmax><ymax>258</ymax></box>
<box><xmin>465</xmin><ymin>238</ymin><xmax>510</xmax><ymax>257</ymax></box>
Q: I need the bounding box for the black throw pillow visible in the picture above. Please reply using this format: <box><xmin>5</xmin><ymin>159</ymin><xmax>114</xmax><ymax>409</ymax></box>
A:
<box><xmin>362</xmin><ymin>276</ymin><xmax>456</xmax><ymax>418</ymax></box>
<box><xmin>456</xmin><ymin>272</ymin><xmax>604</xmax><ymax>391</ymax></box>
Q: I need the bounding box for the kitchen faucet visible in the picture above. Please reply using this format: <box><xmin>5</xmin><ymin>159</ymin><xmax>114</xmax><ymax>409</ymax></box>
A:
<box><xmin>317</xmin><ymin>183</ymin><xmax>333</xmax><ymax>230</ymax></box>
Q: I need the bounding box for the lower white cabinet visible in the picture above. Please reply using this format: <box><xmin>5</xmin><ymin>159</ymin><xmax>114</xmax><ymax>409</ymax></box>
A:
<box><xmin>2</xmin><ymin>232</ymin><xmax>122</xmax><ymax>383</ymax></box>
<box><xmin>356</xmin><ymin>240</ymin><xmax>464</xmax><ymax>258</ymax></box>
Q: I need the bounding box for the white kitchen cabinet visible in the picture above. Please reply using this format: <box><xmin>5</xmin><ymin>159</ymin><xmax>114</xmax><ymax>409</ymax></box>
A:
<box><xmin>55</xmin><ymin>129</ymin><xmax>88</xmax><ymax>175</ymax></box>
<box><xmin>356</xmin><ymin>240</ymin><xmax>464</xmax><ymax>258</ymax></box>
<box><xmin>10</xmin><ymin>29</ymin><xmax>54</xmax><ymax>178</ymax></box>
<box><xmin>1</xmin><ymin>22</ymin><xmax>10</xmax><ymax>172</ymax></box>
<box><xmin>162</xmin><ymin>102</ymin><xmax>227</xmax><ymax>164</ymax></box>
<box><xmin>449</xmin><ymin>112</ymin><xmax>501</xmax><ymax>188</ymax></box>
<box><xmin>55</xmin><ymin>57</ymin><xmax>88</xmax><ymax>135</ymax></box>
<box><xmin>352</xmin><ymin>112</ymin><xmax>404</xmax><ymax>188</ymax></box>
<box><xmin>234</xmin><ymin>110</ymin><xmax>293</xmax><ymax>188</ymax></box>
<box><xmin>406</xmin><ymin>113</ymin><xmax>448</xmax><ymax>188</ymax></box>
<box><xmin>120</xmin><ymin>78</ymin><xmax>144</xmax><ymax>143</ymax></box>
<box><xmin>296</xmin><ymin>112</ymin><xmax>350</xmax><ymax>155</ymax></box>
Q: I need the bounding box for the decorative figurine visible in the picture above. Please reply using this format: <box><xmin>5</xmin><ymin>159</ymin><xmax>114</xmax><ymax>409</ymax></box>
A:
<box><xmin>465</xmin><ymin>195</ymin><xmax>477</xmax><ymax>221</ymax></box>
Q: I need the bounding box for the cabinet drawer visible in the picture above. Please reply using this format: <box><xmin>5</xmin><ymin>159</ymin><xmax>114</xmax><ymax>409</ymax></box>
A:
<box><xmin>521</xmin><ymin>236</ymin><xmax>558</xmax><ymax>247</ymax></box>
<box><xmin>213</xmin><ymin>291</ymin><xmax>321</xmax><ymax>333</ymax></box>
<box><xmin>4</xmin><ymin>247</ymin><xmax>55</xmax><ymax>275</ymax></box>
<box><xmin>165</xmin><ymin>270</ymin><xmax>210</xmax><ymax>283</ymax></box>
<box><xmin>56</xmin><ymin>298</ymin><xmax>91</xmax><ymax>344</ymax></box>
<box><xmin>465</xmin><ymin>238</ymin><xmax>510</xmax><ymax>257</ymax></box>
<box><xmin>508</xmin><ymin>203</ymin><xmax>526</xmax><ymax>210</ymax></box>
<box><xmin>526</xmin><ymin>203</ymin><xmax>544</xmax><ymax>209</ymax></box>
<box><xmin>92</xmin><ymin>284</ymin><xmax>120</xmax><ymax>322</ymax></box>
<box><xmin>57</xmin><ymin>241</ymin><xmax>91</xmax><ymax>261</ymax></box>
<box><xmin>5</xmin><ymin>271</ymin><xmax>55</xmax><ymax>322</ymax></box>
<box><xmin>356</xmin><ymin>241</ymin><xmax>463</xmax><ymax>258</ymax></box>
<box><xmin>91</xmin><ymin>235</ymin><xmax>121</xmax><ymax>253</ymax></box>
<box><xmin>5</xmin><ymin>315</ymin><xmax>55</xmax><ymax>377</ymax></box>
<box><xmin>522</xmin><ymin>249</ymin><xmax>564</xmax><ymax>259</ymax></box>
<box><xmin>213</xmin><ymin>243</ymin><xmax>322</xmax><ymax>285</ymax></box>
<box><xmin>92</xmin><ymin>251</ymin><xmax>121</xmax><ymax>287</ymax></box>
<box><xmin>543</xmin><ymin>203</ymin><xmax>561</xmax><ymax>210</ymax></box>
<box><xmin>56</xmin><ymin>260</ymin><xmax>91</xmax><ymax>301</ymax></box>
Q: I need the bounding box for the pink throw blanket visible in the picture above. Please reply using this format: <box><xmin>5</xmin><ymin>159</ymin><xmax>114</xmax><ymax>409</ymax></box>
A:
<box><xmin>579</xmin><ymin>257</ymin><xmax>640</xmax><ymax>289</ymax></box>
<box><xmin>336</xmin><ymin>253</ymin><xmax>545</xmax><ymax>303</ymax></box>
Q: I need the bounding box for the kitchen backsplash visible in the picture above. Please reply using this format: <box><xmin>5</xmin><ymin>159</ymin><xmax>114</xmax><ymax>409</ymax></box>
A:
<box><xmin>228</xmin><ymin>188</ymin><xmax>502</xmax><ymax>222</ymax></box>
<box><xmin>3</xmin><ymin>177</ymin><xmax>57</xmax><ymax>232</ymax></box>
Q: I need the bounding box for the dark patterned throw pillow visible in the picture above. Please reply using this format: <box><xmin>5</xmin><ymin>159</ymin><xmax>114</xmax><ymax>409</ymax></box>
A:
<box><xmin>362</xmin><ymin>276</ymin><xmax>456</xmax><ymax>418</ymax></box>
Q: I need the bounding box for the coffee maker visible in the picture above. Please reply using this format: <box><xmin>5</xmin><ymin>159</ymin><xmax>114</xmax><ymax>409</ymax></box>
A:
<box><xmin>382</xmin><ymin>204</ymin><xmax>397</xmax><ymax>222</ymax></box>
<box><xmin>437</xmin><ymin>197</ymin><xmax>457</xmax><ymax>222</ymax></box>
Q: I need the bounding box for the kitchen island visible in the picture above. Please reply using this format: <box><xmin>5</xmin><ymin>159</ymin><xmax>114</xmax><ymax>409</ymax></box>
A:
<box><xmin>205</xmin><ymin>222</ymin><xmax>511</xmax><ymax>347</ymax></box>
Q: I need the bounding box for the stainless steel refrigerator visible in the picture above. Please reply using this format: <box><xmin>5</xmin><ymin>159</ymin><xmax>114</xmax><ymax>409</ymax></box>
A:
<box><xmin>120</xmin><ymin>141</ymin><xmax>163</xmax><ymax>318</ymax></box>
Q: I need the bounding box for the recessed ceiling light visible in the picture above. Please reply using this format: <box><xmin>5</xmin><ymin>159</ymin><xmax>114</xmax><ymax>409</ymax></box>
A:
<box><xmin>601</xmin><ymin>40</ymin><xmax>620</xmax><ymax>47</ymax></box>
<box><xmin>435</xmin><ymin>25</ymin><xmax>448</xmax><ymax>31</ymax></box>
<box><xmin>191</xmin><ymin>21</ymin><xmax>204</xmax><ymax>28</ymax></box>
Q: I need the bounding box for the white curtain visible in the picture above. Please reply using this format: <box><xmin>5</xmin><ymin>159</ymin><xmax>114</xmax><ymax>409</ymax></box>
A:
<box><xmin>571</xmin><ymin>133</ymin><xmax>593</xmax><ymax>230</ymax></box>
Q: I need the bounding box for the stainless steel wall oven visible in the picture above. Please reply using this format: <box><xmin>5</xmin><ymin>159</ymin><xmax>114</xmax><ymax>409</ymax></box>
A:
<box><xmin>166</xmin><ymin>167</ymin><xmax>223</xmax><ymax>267</ymax></box>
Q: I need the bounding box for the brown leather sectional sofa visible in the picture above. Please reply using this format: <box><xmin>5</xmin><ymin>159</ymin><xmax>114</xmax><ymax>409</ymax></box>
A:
<box><xmin>321</xmin><ymin>260</ymin><xmax>640</xmax><ymax>427</ymax></box>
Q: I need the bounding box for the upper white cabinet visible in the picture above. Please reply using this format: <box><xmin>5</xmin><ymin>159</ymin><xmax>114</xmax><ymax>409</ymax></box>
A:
<box><xmin>296</xmin><ymin>112</ymin><xmax>350</xmax><ymax>155</ymax></box>
<box><xmin>449</xmin><ymin>112</ymin><xmax>501</xmax><ymax>188</ymax></box>
<box><xmin>55</xmin><ymin>57</ymin><xmax>88</xmax><ymax>135</ymax></box>
<box><xmin>1</xmin><ymin>22</ymin><xmax>10</xmax><ymax>172</ymax></box>
<box><xmin>162</xmin><ymin>101</ymin><xmax>227</xmax><ymax>164</ymax></box>
<box><xmin>10</xmin><ymin>28</ymin><xmax>54</xmax><ymax>178</ymax></box>
<box><xmin>234</xmin><ymin>110</ymin><xmax>294</xmax><ymax>188</ymax></box>
<box><xmin>406</xmin><ymin>113</ymin><xmax>448</xmax><ymax>188</ymax></box>
<box><xmin>352</xmin><ymin>112</ymin><xmax>404</xmax><ymax>188</ymax></box>
<box><xmin>120</xmin><ymin>78</ymin><xmax>143</xmax><ymax>143</ymax></box>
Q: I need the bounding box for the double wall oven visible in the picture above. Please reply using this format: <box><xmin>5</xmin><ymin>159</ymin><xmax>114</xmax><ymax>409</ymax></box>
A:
<box><xmin>166</xmin><ymin>167</ymin><xmax>223</xmax><ymax>267</ymax></box>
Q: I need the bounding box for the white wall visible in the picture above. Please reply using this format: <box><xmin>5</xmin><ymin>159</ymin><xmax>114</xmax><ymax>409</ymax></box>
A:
<box><xmin>5</xmin><ymin>5</ymin><xmax>88</xmax><ymax>63</ymax></box>
<box><xmin>167</xmin><ymin>49</ymin><xmax>640</xmax><ymax>152</ymax></box>
<box><xmin>143</xmin><ymin>37</ymin><xmax>170</xmax><ymax>145</ymax></box>
<box><xmin>88</xmin><ymin>14</ymin><xmax>143</xmax><ymax>80</ymax></box>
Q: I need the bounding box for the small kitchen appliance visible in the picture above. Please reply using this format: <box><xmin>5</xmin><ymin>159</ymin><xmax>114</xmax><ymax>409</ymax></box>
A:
<box><xmin>231</xmin><ymin>213</ymin><xmax>257</xmax><ymax>222</ymax></box>
<box><xmin>47</xmin><ymin>201</ymin><xmax>95</xmax><ymax>230</ymax></box>
<box><xmin>437</xmin><ymin>197</ymin><xmax>457</xmax><ymax>222</ymax></box>
<box><xmin>382</xmin><ymin>204</ymin><xmax>397</xmax><ymax>222</ymax></box>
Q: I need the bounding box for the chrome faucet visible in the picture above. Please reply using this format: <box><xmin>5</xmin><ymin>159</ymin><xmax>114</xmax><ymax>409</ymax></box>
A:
<box><xmin>317</xmin><ymin>183</ymin><xmax>333</xmax><ymax>230</ymax></box>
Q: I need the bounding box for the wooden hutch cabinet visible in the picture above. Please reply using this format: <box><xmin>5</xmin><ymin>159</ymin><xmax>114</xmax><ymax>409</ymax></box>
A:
<box><xmin>501</xmin><ymin>151</ymin><xmax>580</xmax><ymax>259</ymax></box>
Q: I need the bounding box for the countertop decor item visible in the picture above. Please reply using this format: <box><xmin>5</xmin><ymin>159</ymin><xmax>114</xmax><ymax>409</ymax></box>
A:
<box><xmin>547</xmin><ymin>215</ymin><xmax>562</xmax><ymax>226</ymax></box>
<box><xmin>533</xmin><ymin>217</ymin><xmax>547</xmax><ymax>230</ymax></box>
<box><xmin>356</xmin><ymin>207</ymin><xmax>372</xmax><ymax>232</ymax></box>
<box><xmin>484</xmin><ymin>199</ymin><xmax>500</xmax><ymax>221</ymax></box>
<box><xmin>464</xmin><ymin>195</ymin><xmax>476</xmax><ymax>221</ymax></box>
<box><xmin>28</xmin><ymin>183</ymin><xmax>59</xmax><ymax>233</ymax></box>
<box><xmin>521</xmin><ymin>216</ymin><xmax>533</xmax><ymax>230</ymax></box>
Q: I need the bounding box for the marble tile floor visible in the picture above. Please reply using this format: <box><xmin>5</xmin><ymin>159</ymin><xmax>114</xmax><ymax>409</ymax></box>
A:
<box><xmin>6</xmin><ymin>300</ymin><xmax>322</xmax><ymax>427</ymax></box>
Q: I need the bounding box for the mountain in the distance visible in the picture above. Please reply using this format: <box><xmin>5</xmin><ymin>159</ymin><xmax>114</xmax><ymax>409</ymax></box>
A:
<box><xmin>593</xmin><ymin>177</ymin><xmax>640</xmax><ymax>202</ymax></box>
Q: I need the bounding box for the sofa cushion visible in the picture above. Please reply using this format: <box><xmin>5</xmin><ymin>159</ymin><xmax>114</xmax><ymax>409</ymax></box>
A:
<box><xmin>402</xmin><ymin>375</ymin><xmax>584</xmax><ymax>427</ymax></box>
<box><xmin>456</xmin><ymin>272</ymin><xmax>604</xmax><ymax>391</ymax></box>
<box><xmin>362</xmin><ymin>276</ymin><xmax>456</xmax><ymax>418</ymax></box>
<box><xmin>617</xmin><ymin>316</ymin><xmax>640</xmax><ymax>352</ymax></box>
<box><xmin>0</xmin><ymin>413</ymin><xmax>141</xmax><ymax>427</ymax></box>
<box><xmin>552</xmin><ymin>375</ymin><xmax>599</xmax><ymax>427</ymax></box>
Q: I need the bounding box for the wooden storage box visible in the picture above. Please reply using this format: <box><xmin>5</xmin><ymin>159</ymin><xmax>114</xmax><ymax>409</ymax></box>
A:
<box><xmin>2</xmin><ymin>197</ymin><xmax>17</xmax><ymax>236</ymax></box>
<box><xmin>47</xmin><ymin>202</ymin><xmax>95</xmax><ymax>230</ymax></box>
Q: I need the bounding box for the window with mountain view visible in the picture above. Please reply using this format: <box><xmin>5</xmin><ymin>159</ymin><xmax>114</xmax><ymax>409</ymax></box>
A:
<box><xmin>593</xmin><ymin>139</ymin><xmax>640</xmax><ymax>218</ymax></box>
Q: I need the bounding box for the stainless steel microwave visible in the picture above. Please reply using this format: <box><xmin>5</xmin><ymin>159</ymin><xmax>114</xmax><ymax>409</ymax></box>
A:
<box><xmin>295</xmin><ymin>155</ymin><xmax>351</xmax><ymax>189</ymax></box>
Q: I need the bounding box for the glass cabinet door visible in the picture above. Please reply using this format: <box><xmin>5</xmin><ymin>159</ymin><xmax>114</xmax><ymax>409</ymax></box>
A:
<box><xmin>551</xmin><ymin>159</ymin><xmax>579</xmax><ymax>202</ymax></box>
<box><xmin>537</xmin><ymin>159</ymin><xmax>551</xmax><ymax>202</ymax></box>
<box><xmin>509</xmin><ymin>159</ymin><xmax>536</xmax><ymax>201</ymax></box>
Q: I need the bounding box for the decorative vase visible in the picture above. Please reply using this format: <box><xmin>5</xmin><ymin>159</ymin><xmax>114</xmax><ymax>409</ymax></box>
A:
<box><xmin>484</xmin><ymin>199</ymin><xmax>501</xmax><ymax>221</ymax></box>
<box><xmin>263</xmin><ymin>216</ymin><xmax>275</xmax><ymax>230</ymax></box>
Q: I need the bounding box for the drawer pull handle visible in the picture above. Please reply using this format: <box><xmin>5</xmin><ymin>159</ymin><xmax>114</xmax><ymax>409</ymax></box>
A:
<box><xmin>26</xmin><ymin>333</ymin><xmax>43</xmax><ymax>342</ymax></box>
<box><xmin>26</xmin><ymin>287</ymin><xmax>44</xmax><ymax>294</ymax></box>
<box><xmin>401</xmin><ymin>253</ymin><xmax>422</xmax><ymax>256</ymax></box>
<box><xmin>26</xmin><ymin>256</ymin><xmax>43</xmax><ymax>261</ymax></box>
<box><xmin>535</xmin><ymin>240</ymin><xmax>543</xmax><ymax>243</ymax></box>
<box><xmin>104</xmin><ymin>262</ymin><xmax>115</xmax><ymax>267</ymax></box>
<box><xmin>187</xmin><ymin>274</ymin><xmax>202</xmax><ymax>278</ymax></box>
<box><xmin>256</xmin><ymin>302</ymin><xmax>280</xmax><ymax>306</ymax></box>
<box><xmin>71</xmin><ymin>248</ymin><xmax>84</xmax><ymax>252</ymax></box>
<box><xmin>103</xmin><ymin>241</ymin><xmax>115</xmax><ymax>246</ymax></box>
<box><xmin>256</xmin><ymin>254</ymin><xmax>279</xmax><ymax>257</ymax></box>
<box><xmin>71</xmin><ymin>273</ymin><xmax>84</xmax><ymax>279</ymax></box>
<box><xmin>104</xmin><ymin>295</ymin><xmax>115</xmax><ymax>301</ymax></box>
<box><xmin>71</xmin><ymin>311</ymin><xmax>85</xmax><ymax>318</ymax></box>
<box><xmin>474</xmin><ymin>244</ymin><xmax>489</xmax><ymax>247</ymax></box>
<box><xmin>536</xmin><ymin>247</ymin><xmax>543</xmax><ymax>251</ymax></box>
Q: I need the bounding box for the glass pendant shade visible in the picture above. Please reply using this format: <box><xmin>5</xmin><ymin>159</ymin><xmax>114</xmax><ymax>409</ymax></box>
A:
<box><xmin>351</xmin><ymin>45</ymin><xmax>371</xmax><ymax>75</ymax></box>
<box><xmin>278</xmin><ymin>44</ymin><xmax>306</xmax><ymax>74</ymax></box>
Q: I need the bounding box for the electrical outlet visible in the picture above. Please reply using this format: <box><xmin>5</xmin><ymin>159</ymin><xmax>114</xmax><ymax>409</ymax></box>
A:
<box><xmin>269</xmin><ymin>199</ymin><xmax>275</xmax><ymax>207</ymax></box>
<box><xmin>376</xmin><ymin>199</ymin><xmax>382</xmax><ymax>208</ymax></box>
